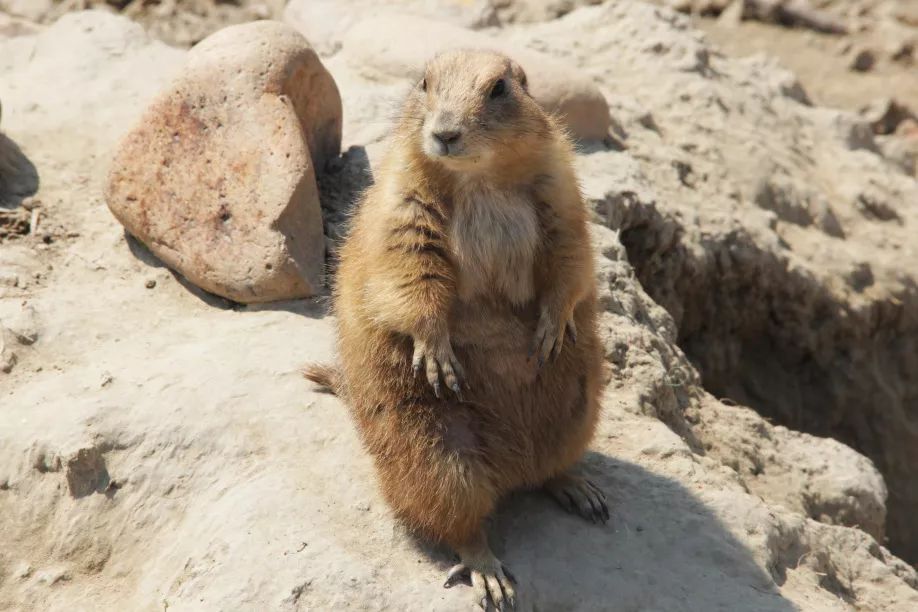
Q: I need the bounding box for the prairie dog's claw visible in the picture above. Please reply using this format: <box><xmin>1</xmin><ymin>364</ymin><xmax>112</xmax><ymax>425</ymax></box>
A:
<box><xmin>445</xmin><ymin>561</ymin><xmax>517</xmax><ymax>610</ymax></box>
<box><xmin>545</xmin><ymin>473</ymin><xmax>610</xmax><ymax>525</ymax></box>
<box><xmin>444</xmin><ymin>563</ymin><xmax>471</xmax><ymax>588</ymax></box>
<box><xmin>566</xmin><ymin>322</ymin><xmax>578</xmax><ymax>345</ymax></box>
<box><xmin>412</xmin><ymin>336</ymin><xmax>465</xmax><ymax>400</ymax></box>
<box><xmin>531</xmin><ymin>307</ymin><xmax>576</xmax><ymax>367</ymax></box>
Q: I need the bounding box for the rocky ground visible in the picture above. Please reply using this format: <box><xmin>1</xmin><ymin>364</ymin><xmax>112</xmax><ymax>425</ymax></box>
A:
<box><xmin>1</xmin><ymin>1</ymin><xmax>917</xmax><ymax>611</ymax></box>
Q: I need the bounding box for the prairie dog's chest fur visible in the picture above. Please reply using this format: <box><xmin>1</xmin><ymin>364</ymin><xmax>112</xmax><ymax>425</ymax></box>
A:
<box><xmin>449</xmin><ymin>181</ymin><xmax>539</xmax><ymax>305</ymax></box>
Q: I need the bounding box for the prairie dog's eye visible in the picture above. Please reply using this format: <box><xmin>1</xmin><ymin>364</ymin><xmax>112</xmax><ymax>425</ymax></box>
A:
<box><xmin>421</xmin><ymin>78</ymin><xmax>427</xmax><ymax>92</ymax></box>
<box><xmin>490</xmin><ymin>79</ymin><xmax>506</xmax><ymax>99</ymax></box>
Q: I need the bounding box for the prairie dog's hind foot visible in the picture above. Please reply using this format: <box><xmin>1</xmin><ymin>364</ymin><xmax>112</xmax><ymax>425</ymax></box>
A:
<box><xmin>444</xmin><ymin>533</ymin><xmax>517</xmax><ymax>611</ymax></box>
<box><xmin>544</xmin><ymin>472</ymin><xmax>609</xmax><ymax>524</ymax></box>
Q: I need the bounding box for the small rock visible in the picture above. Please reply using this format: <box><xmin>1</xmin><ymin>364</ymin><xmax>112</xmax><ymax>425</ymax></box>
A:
<box><xmin>12</xmin><ymin>561</ymin><xmax>32</xmax><ymax>580</ymax></box>
<box><xmin>106</xmin><ymin>21</ymin><xmax>341</xmax><ymax>303</ymax></box>
<box><xmin>876</xmin><ymin>131</ymin><xmax>917</xmax><ymax>177</ymax></box>
<box><xmin>284</xmin><ymin>0</ymin><xmax>499</xmax><ymax>55</ymax></box>
<box><xmin>145</xmin><ymin>279</ymin><xmax>156</xmax><ymax>289</ymax></box>
<box><xmin>849</xmin><ymin>49</ymin><xmax>876</xmax><ymax>72</ymax></box>
<box><xmin>0</xmin><ymin>11</ymin><xmax>43</xmax><ymax>37</ymax></box>
<box><xmin>282</xmin><ymin>0</ymin><xmax>357</xmax><ymax>56</ymax></box>
<box><xmin>1</xmin><ymin>341</ymin><xmax>17</xmax><ymax>373</ymax></box>
<box><xmin>339</xmin><ymin>14</ymin><xmax>611</xmax><ymax>141</ymax></box>
<box><xmin>888</xmin><ymin>39</ymin><xmax>914</xmax><ymax>65</ymax></box>
<box><xmin>35</xmin><ymin>567</ymin><xmax>72</xmax><ymax>586</ymax></box>
<box><xmin>0</xmin><ymin>0</ymin><xmax>53</xmax><ymax>22</ymax></box>
<box><xmin>895</xmin><ymin>118</ymin><xmax>918</xmax><ymax>139</ymax></box>
<box><xmin>846</xmin><ymin>262</ymin><xmax>875</xmax><ymax>292</ymax></box>
<box><xmin>836</xmin><ymin>40</ymin><xmax>853</xmax><ymax>56</ymax></box>
<box><xmin>65</xmin><ymin>447</ymin><xmax>110</xmax><ymax>498</ymax></box>
<box><xmin>859</xmin><ymin>98</ymin><xmax>917</xmax><ymax>136</ymax></box>
<box><xmin>20</xmin><ymin>196</ymin><xmax>41</xmax><ymax>211</ymax></box>
<box><xmin>4</xmin><ymin>304</ymin><xmax>39</xmax><ymax>345</ymax></box>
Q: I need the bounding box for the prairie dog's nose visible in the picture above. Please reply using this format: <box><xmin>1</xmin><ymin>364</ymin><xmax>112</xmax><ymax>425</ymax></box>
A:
<box><xmin>433</xmin><ymin>130</ymin><xmax>462</xmax><ymax>146</ymax></box>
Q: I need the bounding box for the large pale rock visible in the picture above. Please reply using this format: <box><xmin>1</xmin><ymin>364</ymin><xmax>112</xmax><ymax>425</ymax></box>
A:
<box><xmin>0</xmin><ymin>11</ymin><xmax>43</xmax><ymax>37</ymax></box>
<box><xmin>283</xmin><ymin>0</ymin><xmax>498</xmax><ymax>56</ymax></box>
<box><xmin>489</xmin><ymin>0</ymin><xmax>605</xmax><ymax>23</ymax></box>
<box><xmin>339</xmin><ymin>14</ymin><xmax>611</xmax><ymax>141</ymax></box>
<box><xmin>0</xmin><ymin>0</ymin><xmax>53</xmax><ymax>23</ymax></box>
<box><xmin>106</xmin><ymin>21</ymin><xmax>341</xmax><ymax>303</ymax></box>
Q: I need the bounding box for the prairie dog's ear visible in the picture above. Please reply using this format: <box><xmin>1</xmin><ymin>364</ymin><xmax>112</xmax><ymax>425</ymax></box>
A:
<box><xmin>510</xmin><ymin>60</ymin><xmax>528</xmax><ymax>92</ymax></box>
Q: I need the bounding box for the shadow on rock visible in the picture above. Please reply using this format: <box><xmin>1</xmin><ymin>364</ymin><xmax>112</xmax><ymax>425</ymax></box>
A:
<box><xmin>405</xmin><ymin>452</ymin><xmax>796</xmax><ymax>611</ymax></box>
<box><xmin>498</xmin><ymin>452</ymin><xmax>795</xmax><ymax>611</ymax></box>
<box><xmin>317</xmin><ymin>145</ymin><xmax>373</xmax><ymax>247</ymax></box>
<box><xmin>0</xmin><ymin>132</ymin><xmax>39</xmax><ymax>209</ymax></box>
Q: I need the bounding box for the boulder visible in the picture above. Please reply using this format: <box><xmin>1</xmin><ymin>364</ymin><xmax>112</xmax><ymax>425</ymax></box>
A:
<box><xmin>283</xmin><ymin>0</ymin><xmax>501</xmax><ymax>56</ymax></box>
<box><xmin>106</xmin><ymin>21</ymin><xmax>341</xmax><ymax>303</ymax></box>
<box><xmin>339</xmin><ymin>14</ymin><xmax>611</xmax><ymax>141</ymax></box>
<box><xmin>0</xmin><ymin>0</ymin><xmax>53</xmax><ymax>23</ymax></box>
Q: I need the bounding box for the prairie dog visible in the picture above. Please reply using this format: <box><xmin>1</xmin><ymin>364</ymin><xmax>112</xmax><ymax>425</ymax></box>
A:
<box><xmin>306</xmin><ymin>49</ymin><xmax>606</xmax><ymax>610</ymax></box>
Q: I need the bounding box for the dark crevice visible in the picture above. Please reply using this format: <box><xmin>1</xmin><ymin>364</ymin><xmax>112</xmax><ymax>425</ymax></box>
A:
<box><xmin>612</xmin><ymin>194</ymin><xmax>918</xmax><ymax>563</ymax></box>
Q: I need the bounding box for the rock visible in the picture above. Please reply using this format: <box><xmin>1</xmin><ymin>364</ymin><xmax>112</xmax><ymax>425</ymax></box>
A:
<box><xmin>739</xmin><ymin>0</ymin><xmax>848</xmax><ymax>34</ymax></box>
<box><xmin>106</xmin><ymin>21</ymin><xmax>341</xmax><ymax>303</ymax></box>
<box><xmin>898</xmin><ymin>118</ymin><xmax>918</xmax><ymax>138</ymax></box>
<box><xmin>34</xmin><ymin>567</ymin><xmax>71</xmax><ymax>587</ymax></box>
<box><xmin>860</xmin><ymin>97</ymin><xmax>918</xmax><ymax>135</ymax></box>
<box><xmin>0</xmin><ymin>245</ymin><xmax>42</xmax><ymax>298</ymax></box>
<box><xmin>888</xmin><ymin>38</ymin><xmax>914</xmax><ymax>64</ymax></box>
<box><xmin>3</xmin><ymin>303</ymin><xmax>39</xmax><ymax>346</ymax></box>
<box><xmin>877</xmin><ymin>130</ymin><xmax>918</xmax><ymax>177</ymax></box>
<box><xmin>0</xmin><ymin>335</ymin><xmax>16</xmax><ymax>374</ymax></box>
<box><xmin>339</xmin><ymin>14</ymin><xmax>611</xmax><ymax>141</ymax></box>
<box><xmin>283</xmin><ymin>0</ymin><xmax>360</xmax><ymax>56</ymax></box>
<box><xmin>696</xmin><ymin>398</ymin><xmax>888</xmax><ymax>539</ymax></box>
<box><xmin>0</xmin><ymin>0</ymin><xmax>53</xmax><ymax>23</ymax></box>
<box><xmin>0</xmin><ymin>10</ymin><xmax>43</xmax><ymax>37</ymax></box>
<box><xmin>283</xmin><ymin>0</ymin><xmax>498</xmax><ymax>56</ymax></box>
<box><xmin>11</xmin><ymin>562</ymin><xmax>32</xmax><ymax>580</ymax></box>
<box><xmin>850</xmin><ymin>48</ymin><xmax>877</xmax><ymax>71</ymax></box>
<box><xmin>488</xmin><ymin>0</ymin><xmax>605</xmax><ymax>23</ymax></box>
<box><xmin>717</xmin><ymin>0</ymin><xmax>744</xmax><ymax>26</ymax></box>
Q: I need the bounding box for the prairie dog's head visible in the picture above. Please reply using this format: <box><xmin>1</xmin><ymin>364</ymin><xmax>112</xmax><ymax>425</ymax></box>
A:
<box><xmin>408</xmin><ymin>50</ymin><xmax>548</xmax><ymax>171</ymax></box>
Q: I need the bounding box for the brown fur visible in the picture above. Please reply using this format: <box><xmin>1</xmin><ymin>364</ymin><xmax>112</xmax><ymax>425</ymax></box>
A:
<box><xmin>306</xmin><ymin>49</ymin><xmax>603</xmax><ymax>585</ymax></box>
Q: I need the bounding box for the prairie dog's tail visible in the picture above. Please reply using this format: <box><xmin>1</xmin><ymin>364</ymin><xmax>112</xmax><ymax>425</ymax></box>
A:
<box><xmin>303</xmin><ymin>362</ymin><xmax>342</xmax><ymax>395</ymax></box>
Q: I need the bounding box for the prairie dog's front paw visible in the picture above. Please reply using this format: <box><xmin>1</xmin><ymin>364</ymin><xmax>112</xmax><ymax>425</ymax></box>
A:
<box><xmin>411</xmin><ymin>335</ymin><xmax>465</xmax><ymax>399</ymax></box>
<box><xmin>530</xmin><ymin>305</ymin><xmax>576</xmax><ymax>367</ymax></box>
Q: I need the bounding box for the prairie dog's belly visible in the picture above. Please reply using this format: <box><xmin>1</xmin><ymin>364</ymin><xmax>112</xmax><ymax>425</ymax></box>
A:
<box><xmin>449</xmin><ymin>182</ymin><xmax>539</xmax><ymax>305</ymax></box>
<box><xmin>449</xmin><ymin>298</ymin><xmax>534</xmax><ymax>348</ymax></box>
